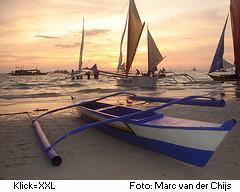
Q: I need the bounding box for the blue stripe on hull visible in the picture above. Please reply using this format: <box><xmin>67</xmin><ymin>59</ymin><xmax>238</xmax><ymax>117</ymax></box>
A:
<box><xmin>99</xmin><ymin>125</ymin><xmax>214</xmax><ymax>167</ymax></box>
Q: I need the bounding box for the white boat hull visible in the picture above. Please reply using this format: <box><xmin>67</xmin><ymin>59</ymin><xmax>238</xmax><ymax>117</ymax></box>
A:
<box><xmin>117</xmin><ymin>76</ymin><xmax>158</xmax><ymax>89</ymax></box>
<box><xmin>77</xmin><ymin>103</ymin><xmax>235</xmax><ymax>166</ymax></box>
<box><xmin>129</xmin><ymin>123</ymin><xmax>227</xmax><ymax>151</ymax></box>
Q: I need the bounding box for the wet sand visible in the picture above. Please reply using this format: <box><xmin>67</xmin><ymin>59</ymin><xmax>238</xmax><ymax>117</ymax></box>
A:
<box><xmin>0</xmin><ymin>101</ymin><xmax>240</xmax><ymax>180</ymax></box>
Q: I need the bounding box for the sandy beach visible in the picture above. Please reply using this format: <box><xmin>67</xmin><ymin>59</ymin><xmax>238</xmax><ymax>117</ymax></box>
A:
<box><xmin>0</xmin><ymin>100</ymin><xmax>239</xmax><ymax>180</ymax></box>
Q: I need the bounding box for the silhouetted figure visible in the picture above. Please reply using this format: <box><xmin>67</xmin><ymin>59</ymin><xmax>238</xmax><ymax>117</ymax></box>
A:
<box><xmin>71</xmin><ymin>69</ymin><xmax>75</xmax><ymax>80</ymax></box>
<box><xmin>94</xmin><ymin>71</ymin><xmax>99</xmax><ymax>79</ymax></box>
<box><xmin>86</xmin><ymin>71</ymin><xmax>91</xmax><ymax>79</ymax></box>
<box><xmin>136</xmin><ymin>69</ymin><xmax>140</xmax><ymax>76</ymax></box>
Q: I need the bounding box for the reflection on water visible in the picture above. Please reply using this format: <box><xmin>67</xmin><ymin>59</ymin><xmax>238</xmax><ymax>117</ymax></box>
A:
<box><xmin>234</xmin><ymin>81</ymin><xmax>240</xmax><ymax>98</ymax></box>
<box><xmin>0</xmin><ymin>71</ymin><xmax>240</xmax><ymax>113</ymax></box>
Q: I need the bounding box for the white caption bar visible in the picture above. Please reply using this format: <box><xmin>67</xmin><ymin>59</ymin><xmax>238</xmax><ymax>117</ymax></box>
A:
<box><xmin>1</xmin><ymin>180</ymin><xmax>240</xmax><ymax>192</ymax></box>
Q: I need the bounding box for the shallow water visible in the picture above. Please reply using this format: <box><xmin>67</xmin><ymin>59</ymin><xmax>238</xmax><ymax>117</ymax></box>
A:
<box><xmin>0</xmin><ymin>71</ymin><xmax>240</xmax><ymax>114</ymax></box>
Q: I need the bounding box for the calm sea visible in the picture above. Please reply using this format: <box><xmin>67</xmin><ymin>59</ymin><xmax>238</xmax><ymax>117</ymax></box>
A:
<box><xmin>0</xmin><ymin>71</ymin><xmax>240</xmax><ymax>114</ymax></box>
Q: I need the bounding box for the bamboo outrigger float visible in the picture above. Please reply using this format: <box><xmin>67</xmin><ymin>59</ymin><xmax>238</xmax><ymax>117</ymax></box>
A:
<box><xmin>32</xmin><ymin>120</ymin><xmax>62</xmax><ymax>166</ymax></box>
<box><xmin>32</xmin><ymin>92</ymin><xmax>236</xmax><ymax>167</ymax></box>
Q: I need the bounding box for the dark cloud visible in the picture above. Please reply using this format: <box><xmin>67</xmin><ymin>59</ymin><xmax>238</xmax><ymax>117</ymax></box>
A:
<box><xmin>35</xmin><ymin>35</ymin><xmax>60</xmax><ymax>39</ymax></box>
<box><xmin>85</xmin><ymin>29</ymin><xmax>110</xmax><ymax>36</ymax></box>
<box><xmin>55</xmin><ymin>42</ymin><xmax>80</xmax><ymax>48</ymax></box>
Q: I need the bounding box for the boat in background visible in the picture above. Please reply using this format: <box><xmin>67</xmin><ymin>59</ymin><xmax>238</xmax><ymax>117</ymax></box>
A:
<box><xmin>69</xmin><ymin>18</ymin><xmax>87</xmax><ymax>80</ymax></box>
<box><xmin>209</xmin><ymin>0</ymin><xmax>240</xmax><ymax>81</ymax></box>
<box><xmin>116</xmin><ymin>0</ymin><xmax>165</xmax><ymax>89</ymax></box>
<box><xmin>10</xmin><ymin>68</ymin><xmax>47</xmax><ymax>76</ymax></box>
<box><xmin>68</xmin><ymin>18</ymin><xmax>101</xmax><ymax>80</ymax></box>
<box><xmin>52</xmin><ymin>70</ymin><xmax>69</xmax><ymax>74</ymax></box>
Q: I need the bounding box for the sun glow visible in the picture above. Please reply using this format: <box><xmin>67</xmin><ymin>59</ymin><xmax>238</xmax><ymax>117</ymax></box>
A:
<box><xmin>0</xmin><ymin>0</ymin><xmax>232</xmax><ymax>72</ymax></box>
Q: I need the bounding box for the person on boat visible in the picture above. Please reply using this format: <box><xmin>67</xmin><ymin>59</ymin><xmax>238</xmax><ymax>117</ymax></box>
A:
<box><xmin>94</xmin><ymin>70</ymin><xmax>99</xmax><ymax>79</ymax></box>
<box><xmin>86</xmin><ymin>71</ymin><xmax>91</xmax><ymax>79</ymax></box>
<box><xmin>71</xmin><ymin>69</ymin><xmax>75</xmax><ymax>80</ymax></box>
<box><xmin>76</xmin><ymin>75</ymin><xmax>83</xmax><ymax>79</ymax></box>
<box><xmin>136</xmin><ymin>69</ymin><xmax>140</xmax><ymax>76</ymax></box>
<box><xmin>90</xmin><ymin>63</ymin><xmax>99</xmax><ymax>79</ymax></box>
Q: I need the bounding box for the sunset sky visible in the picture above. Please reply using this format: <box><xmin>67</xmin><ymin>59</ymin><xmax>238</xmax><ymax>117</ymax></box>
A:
<box><xmin>0</xmin><ymin>0</ymin><xmax>234</xmax><ymax>72</ymax></box>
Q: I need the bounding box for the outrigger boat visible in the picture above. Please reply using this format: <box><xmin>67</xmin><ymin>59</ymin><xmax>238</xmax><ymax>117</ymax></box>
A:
<box><xmin>10</xmin><ymin>68</ymin><xmax>47</xmax><ymax>76</ymax></box>
<box><xmin>115</xmin><ymin>0</ymin><xmax>166</xmax><ymax>89</ymax></box>
<box><xmin>115</xmin><ymin>0</ymin><xmax>198</xmax><ymax>87</ymax></box>
<box><xmin>31</xmin><ymin>92</ymin><xmax>236</xmax><ymax>167</ymax></box>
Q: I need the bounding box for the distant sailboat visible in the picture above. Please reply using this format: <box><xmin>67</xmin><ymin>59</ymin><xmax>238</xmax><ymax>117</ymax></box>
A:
<box><xmin>209</xmin><ymin>0</ymin><xmax>240</xmax><ymax>81</ymax></box>
<box><xmin>70</xmin><ymin>18</ymin><xmax>85</xmax><ymax>80</ymax></box>
<box><xmin>117</xmin><ymin>0</ymin><xmax>165</xmax><ymax>89</ymax></box>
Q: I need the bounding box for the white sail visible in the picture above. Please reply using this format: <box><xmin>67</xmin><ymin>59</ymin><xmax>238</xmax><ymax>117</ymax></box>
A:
<box><xmin>126</xmin><ymin>0</ymin><xmax>145</xmax><ymax>75</ymax></box>
<box><xmin>223</xmin><ymin>58</ymin><xmax>234</xmax><ymax>69</ymax></box>
<box><xmin>147</xmin><ymin>28</ymin><xmax>164</xmax><ymax>73</ymax></box>
<box><xmin>118</xmin><ymin>62</ymin><xmax>126</xmax><ymax>72</ymax></box>
<box><xmin>117</xmin><ymin>15</ymin><xmax>128</xmax><ymax>71</ymax></box>
<box><xmin>79</xmin><ymin>18</ymin><xmax>85</xmax><ymax>71</ymax></box>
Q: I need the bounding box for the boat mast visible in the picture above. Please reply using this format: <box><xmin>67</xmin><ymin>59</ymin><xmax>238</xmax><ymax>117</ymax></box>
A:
<box><xmin>78</xmin><ymin>18</ymin><xmax>85</xmax><ymax>71</ymax></box>
<box><xmin>230</xmin><ymin>0</ymin><xmax>240</xmax><ymax>74</ymax></box>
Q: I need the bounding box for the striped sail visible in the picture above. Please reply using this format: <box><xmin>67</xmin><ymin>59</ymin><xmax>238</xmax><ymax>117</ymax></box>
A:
<box><xmin>230</xmin><ymin>0</ymin><xmax>240</xmax><ymax>74</ymax></box>
<box><xmin>209</xmin><ymin>15</ymin><xmax>229</xmax><ymax>73</ymax></box>
<box><xmin>126</xmin><ymin>0</ymin><xmax>145</xmax><ymax>75</ymax></box>
<box><xmin>78</xmin><ymin>18</ymin><xmax>85</xmax><ymax>71</ymax></box>
<box><xmin>147</xmin><ymin>28</ymin><xmax>164</xmax><ymax>73</ymax></box>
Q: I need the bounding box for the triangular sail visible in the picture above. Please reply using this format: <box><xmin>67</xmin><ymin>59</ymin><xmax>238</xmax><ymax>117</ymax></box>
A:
<box><xmin>118</xmin><ymin>62</ymin><xmax>126</xmax><ymax>72</ymax></box>
<box><xmin>209</xmin><ymin>15</ymin><xmax>229</xmax><ymax>73</ymax></box>
<box><xmin>147</xmin><ymin>28</ymin><xmax>164</xmax><ymax>73</ymax></box>
<box><xmin>126</xmin><ymin>0</ymin><xmax>145</xmax><ymax>75</ymax></box>
<box><xmin>223</xmin><ymin>58</ymin><xmax>234</xmax><ymax>69</ymax></box>
<box><xmin>79</xmin><ymin>18</ymin><xmax>85</xmax><ymax>71</ymax></box>
<box><xmin>230</xmin><ymin>0</ymin><xmax>240</xmax><ymax>74</ymax></box>
<box><xmin>90</xmin><ymin>64</ymin><xmax>98</xmax><ymax>72</ymax></box>
<box><xmin>117</xmin><ymin>15</ymin><xmax>128</xmax><ymax>71</ymax></box>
